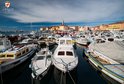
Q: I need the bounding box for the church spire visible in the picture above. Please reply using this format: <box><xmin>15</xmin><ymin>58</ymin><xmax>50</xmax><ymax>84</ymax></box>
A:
<box><xmin>62</xmin><ymin>20</ymin><xmax>64</xmax><ymax>26</ymax></box>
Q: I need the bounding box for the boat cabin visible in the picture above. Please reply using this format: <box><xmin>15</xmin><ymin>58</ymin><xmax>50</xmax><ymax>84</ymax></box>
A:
<box><xmin>55</xmin><ymin>46</ymin><xmax>75</xmax><ymax>57</ymax></box>
<box><xmin>0</xmin><ymin>45</ymin><xmax>29</xmax><ymax>61</ymax></box>
<box><xmin>58</xmin><ymin>37</ymin><xmax>74</xmax><ymax>45</ymax></box>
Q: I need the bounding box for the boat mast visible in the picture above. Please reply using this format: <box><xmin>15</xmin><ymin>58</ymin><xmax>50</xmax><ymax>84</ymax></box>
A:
<box><xmin>31</xmin><ymin>22</ymin><xmax>32</xmax><ymax>31</ymax></box>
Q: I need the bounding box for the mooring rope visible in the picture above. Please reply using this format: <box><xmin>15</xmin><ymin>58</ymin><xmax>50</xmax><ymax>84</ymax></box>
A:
<box><xmin>68</xmin><ymin>71</ymin><xmax>76</xmax><ymax>84</ymax></box>
<box><xmin>60</xmin><ymin>59</ymin><xmax>76</xmax><ymax>84</ymax></box>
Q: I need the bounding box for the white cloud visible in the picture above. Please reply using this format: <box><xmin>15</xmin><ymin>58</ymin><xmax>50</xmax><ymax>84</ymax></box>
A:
<box><xmin>8</xmin><ymin>0</ymin><xmax>124</xmax><ymax>23</ymax></box>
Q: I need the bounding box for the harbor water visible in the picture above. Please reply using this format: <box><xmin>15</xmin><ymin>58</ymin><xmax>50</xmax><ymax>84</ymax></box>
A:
<box><xmin>0</xmin><ymin>45</ymin><xmax>107</xmax><ymax>84</ymax></box>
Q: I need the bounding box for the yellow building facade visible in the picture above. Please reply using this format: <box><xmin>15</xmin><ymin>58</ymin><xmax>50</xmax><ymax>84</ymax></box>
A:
<box><xmin>93</xmin><ymin>21</ymin><xmax>124</xmax><ymax>31</ymax></box>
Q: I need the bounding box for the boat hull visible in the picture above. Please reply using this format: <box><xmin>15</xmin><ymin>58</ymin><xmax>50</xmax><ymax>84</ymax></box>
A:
<box><xmin>84</xmin><ymin>51</ymin><xmax>124</xmax><ymax>84</ymax></box>
<box><xmin>30</xmin><ymin>48</ymin><xmax>52</xmax><ymax>79</ymax></box>
<box><xmin>31</xmin><ymin>64</ymin><xmax>51</xmax><ymax>79</ymax></box>
<box><xmin>0</xmin><ymin>49</ymin><xmax>35</xmax><ymax>74</ymax></box>
<box><xmin>52</xmin><ymin>57</ymin><xmax>78</xmax><ymax>73</ymax></box>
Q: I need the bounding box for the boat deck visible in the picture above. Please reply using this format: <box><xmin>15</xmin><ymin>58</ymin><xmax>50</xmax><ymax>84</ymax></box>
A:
<box><xmin>89</xmin><ymin>41</ymin><xmax>124</xmax><ymax>64</ymax></box>
<box><xmin>104</xmin><ymin>64</ymin><xmax>124</xmax><ymax>78</ymax></box>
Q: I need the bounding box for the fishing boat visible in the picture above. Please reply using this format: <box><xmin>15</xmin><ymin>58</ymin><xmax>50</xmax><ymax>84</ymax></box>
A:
<box><xmin>47</xmin><ymin>36</ymin><xmax>56</xmax><ymax>47</ymax></box>
<box><xmin>20</xmin><ymin>38</ymin><xmax>35</xmax><ymax>44</ymax></box>
<box><xmin>52</xmin><ymin>37</ymin><xmax>78</xmax><ymax>73</ymax></box>
<box><xmin>84</xmin><ymin>41</ymin><xmax>124</xmax><ymax>84</ymax></box>
<box><xmin>76</xmin><ymin>36</ymin><xmax>89</xmax><ymax>46</ymax></box>
<box><xmin>0</xmin><ymin>38</ymin><xmax>36</xmax><ymax>74</ymax></box>
<box><xmin>0</xmin><ymin>33</ymin><xmax>3</xmax><ymax>37</ymax></box>
<box><xmin>52</xmin><ymin>45</ymin><xmax>78</xmax><ymax>73</ymax></box>
<box><xmin>30</xmin><ymin>47</ymin><xmax>52</xmax><ymax>79</ymax></box>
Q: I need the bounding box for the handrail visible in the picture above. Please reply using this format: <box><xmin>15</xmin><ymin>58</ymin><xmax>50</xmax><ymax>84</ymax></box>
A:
<box><xmin>52</xmin><ymin>56</ymin><xmax>78</xmax><ymax>66</ymax></box>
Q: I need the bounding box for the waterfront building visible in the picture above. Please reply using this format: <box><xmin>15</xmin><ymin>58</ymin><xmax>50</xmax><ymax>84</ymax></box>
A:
<box><xmin>92</xmin><ymin>21</ymin><xmax>124</xmax><ymax>31</ymax></box>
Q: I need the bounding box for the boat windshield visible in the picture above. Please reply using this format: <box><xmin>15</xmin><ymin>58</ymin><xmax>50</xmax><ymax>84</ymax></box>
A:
<box><xmin>66</xmin><ymin>40</ymin><xmax>72</xmax><ymax>44</ymax></box>
<box><xmin>47</xmin><ymin>55</ymin><xmax>51</xmax><ymax>59</ymax></box>
<box><xmin>66</xmin><ymin>51</ymin><xmax>73</xmax><ymax>56</ymax></box>
<box><xmin>7</xmin><ymin>54</ymin><xmax>14</xmax><ymax>57</ymax></box>
<box><xmin>58</xmin><ymin>51</ymin><xmax>65</xmax><ymax>56</ymax></box>
<box><xmin>41</xmin><ymin>51</ymin><xmax>46</xmax><ymax>54</ymax></box>
<box><xmin>0</xmin><ymin>54</ymin><xmax>5</xmax><ymax>58</ymax></box>
<box><xmin>37</xmin><ymin>56</ymin><xmax>45</xmax><ymax>60</ymax></box>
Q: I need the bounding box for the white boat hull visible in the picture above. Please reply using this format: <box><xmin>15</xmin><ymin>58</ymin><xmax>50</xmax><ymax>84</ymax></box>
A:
<box><xmin>31</xmin><ymin>48</ymin><xmax>52</xmax><ymax>79</ymax></box>
<box><xmin>53</xmin><ymin>37</ymin><xmax>78</xmax><ymax>73</ymax></box>
<box><xmin>84</xmin><ymin>51</ymin><xmax>124</xmax><ymax>84</ymax></box>
<box><xmin>52</xmin><ymin>57</ymin><xmax>78</xmax><ymax>72</ymax></box>
<box><xmin>31</xmin><ymin>59</ymin><xmax>51</xmax><ymax>79</ymax></box>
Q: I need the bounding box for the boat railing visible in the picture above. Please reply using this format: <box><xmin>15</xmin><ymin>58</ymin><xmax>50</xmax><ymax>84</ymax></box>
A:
<box><xmin>52</xmin><ymin>56</ymin><xmax>78</xmax><ymax>67</ymax></box>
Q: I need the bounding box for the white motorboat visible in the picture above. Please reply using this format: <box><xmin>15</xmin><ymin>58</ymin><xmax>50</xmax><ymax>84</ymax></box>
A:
<box><xmin>31</xmin><ymin>47</ymin><xmax>52</xmax><ymax>79</ymax></box>
<box><xmin>57</xmin><ymin>36</ymin><xmax>74</xmax><ymax>46</ymax></box>
<box><xmin>52</xmin><ymin>45</ymin><xmax>78</xmax><ymax>73</ymax></box>
<box><xmin>85</xmin><ymin>41</ymin><xmax>124</xmax><ymax>84</ymax></box>
<box><xmin>0</xmin><ymin>38</ymin><xmax>35</xmax><ymax>74</ymax></box>
<box><xmin>52</xmin><ymin>37</ymin><xmax>78</xmax><ymax>73</ymax></box>
<box><xmin>20</xmin><ymin>38</ymin><xmax>34</xmax><ymax>44</ymax></box>
<box><xmin>76</xmin><ymin>36</ymin><xmax>89</xmax><ymax>46</ymax></box>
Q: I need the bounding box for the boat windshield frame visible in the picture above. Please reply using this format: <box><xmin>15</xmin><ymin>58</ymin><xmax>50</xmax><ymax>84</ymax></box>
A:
<box><xmin>58</xmin><ymin>51</ymin><xmax>65</xmax><ymax>56</ymax></box>
<box><xmin>36</xmin><ymin>56</ymin><xmax>45</xmax><ymax>60</ymax></box>
<box><xmin>66</xmin><ymin>40</ymin><xmax>72</xmax><ymax>44</ymax></box>
<box><xmin>66</xmin><ymin>51</ymin><xmax>73</xmax><ymax>56</ymax></box>
<box><xmin>57</xmin><ymin>51</ymin><xmax>74</xmax><ymax>56</ymax></box>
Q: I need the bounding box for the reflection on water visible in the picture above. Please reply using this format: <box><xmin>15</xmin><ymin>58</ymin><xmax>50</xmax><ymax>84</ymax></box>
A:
<box><xmin>53</xmin><ymin>67</ymin><xmax>77</xmax><ymax>84</ymax></box>
<box><xmin>32</xmin><ymin>65</ymin><xmax>77</xmax><ymax>84</ymax></box>
<box><xmin>76</xmin><ymin>45</ymin><xmax>107</xmax><ymax>84</ymax></box>
<box><xmin>31</xmin><ymin>45</ymin><xmax>107</xmax><ymax>84</ymax></box>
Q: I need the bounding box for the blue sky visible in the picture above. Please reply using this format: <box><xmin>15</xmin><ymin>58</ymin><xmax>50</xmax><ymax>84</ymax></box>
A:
<box><xmin>0</xmin><ymin>0</ymin><xmax>124</xmax><ymax>30</ymax></box>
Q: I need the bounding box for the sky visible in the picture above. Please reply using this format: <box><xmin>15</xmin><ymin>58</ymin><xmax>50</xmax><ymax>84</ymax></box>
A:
<box><xmin>0</xmin><ymin>0</ymin><xmax>124</xmax><ymax>30</ymax></box>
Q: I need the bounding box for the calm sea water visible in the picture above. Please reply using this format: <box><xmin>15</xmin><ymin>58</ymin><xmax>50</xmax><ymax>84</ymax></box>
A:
<box><xmin>0</xmin><ymin>31</ymin><xmax>28</xmax><ymax>36</ymax></box>
<box><xmin>0</xmin><ymin>45</ymin><xmax>107</xmax><ymax>84</ymax></box>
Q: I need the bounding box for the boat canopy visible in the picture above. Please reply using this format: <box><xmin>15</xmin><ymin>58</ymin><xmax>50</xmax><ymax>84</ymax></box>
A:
<box><xmin>89</xmin><ymin>41</ymin><xmax>124</xmax><ymax>64</ymax></box>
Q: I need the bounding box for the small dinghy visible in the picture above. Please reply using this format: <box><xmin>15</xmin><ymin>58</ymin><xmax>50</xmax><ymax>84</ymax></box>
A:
<box><xmin>30</xmin><ymin>47</ymin><xmax>52</xmax><ymax>79</ymax></box>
